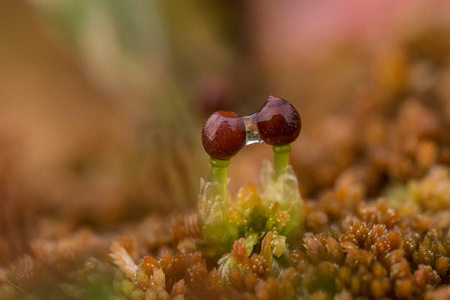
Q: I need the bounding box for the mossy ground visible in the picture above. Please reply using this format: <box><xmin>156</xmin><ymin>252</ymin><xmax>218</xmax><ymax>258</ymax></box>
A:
<box><xmin>1</xmin><ymin>160</ymin><xmax>450</xmax><ymax>299</ymax></box>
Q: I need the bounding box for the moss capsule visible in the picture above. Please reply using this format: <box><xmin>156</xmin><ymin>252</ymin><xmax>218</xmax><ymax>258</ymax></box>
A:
<box><xmin>202</xmin><ymin>111</ymin><xmax>246</xmax><ymax>160</ymax></box>
<box><xmin>256</xmin><ymin>96</ymin><xmax>301</xmax><ymax>146</ymax></box>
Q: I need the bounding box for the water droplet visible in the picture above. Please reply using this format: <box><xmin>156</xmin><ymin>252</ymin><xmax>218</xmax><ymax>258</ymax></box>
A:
<box><xmin>243</xmin><ymin>113</ymin><xmax>264</xmax><ymax>146</ymax></box>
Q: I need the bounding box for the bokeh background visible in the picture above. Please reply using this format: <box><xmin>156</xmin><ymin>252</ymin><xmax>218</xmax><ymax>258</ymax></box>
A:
<box><xmin>2</xmin><ymin>0</ymin><xmax>450</xmax><ymax>264</ymax></box>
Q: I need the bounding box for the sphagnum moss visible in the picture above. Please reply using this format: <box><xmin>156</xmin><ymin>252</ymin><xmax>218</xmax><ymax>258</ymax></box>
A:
<box><xmin>3</xmin><ymin>97</ymin><xmax>450</xmax><ymax>300</ymax></box>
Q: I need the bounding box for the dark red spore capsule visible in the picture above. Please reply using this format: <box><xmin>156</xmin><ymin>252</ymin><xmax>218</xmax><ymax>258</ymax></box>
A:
<box><xmin>202</xmin><ymin>111</ymin><xmax>246</xmax><ymax>160</ymax></box>
<box><xmin>256</xmin><ymin>96</ymin><xmax>301</xmax><ymax>146</ymax></box>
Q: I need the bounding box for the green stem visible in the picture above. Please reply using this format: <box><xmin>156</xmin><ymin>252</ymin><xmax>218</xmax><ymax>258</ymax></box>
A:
<box><xmin>208</xmin><ymin>158</ymin><xmax>236</xmax><ymax>248</ymax></box>
<box><xmin>273</xmin><ymin>144</ymin><xmax>291</xmax><ymax>180</ymax></box>
<box><xmin>210</xmin><ymin>158</ymin><xmax>230</xmax><ymax>187</ymax></box>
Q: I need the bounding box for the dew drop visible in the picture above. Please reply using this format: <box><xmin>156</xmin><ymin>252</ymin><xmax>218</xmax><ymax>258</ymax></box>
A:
<box><xmin>243</xmin><ymin>113</ymin><xmax>264</xmax><ymax>146</ymax></box>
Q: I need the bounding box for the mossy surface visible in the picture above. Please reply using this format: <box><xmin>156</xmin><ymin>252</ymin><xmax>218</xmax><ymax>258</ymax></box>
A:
<box><xmin>2</xmin><ymin>162</ymin><xmax>450</xmax><ymax>299</ymax></box>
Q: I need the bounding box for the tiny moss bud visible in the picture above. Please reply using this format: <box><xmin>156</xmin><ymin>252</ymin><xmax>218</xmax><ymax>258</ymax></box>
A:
<box><xmin>256</xmin><ymin>96</ymin><xmax>301</xmax><ymax>146</ymax></box>
<box><xmin>202</xmin><ymin>111</ymin><xmax>246</xmax><ymax>160</ymax></box>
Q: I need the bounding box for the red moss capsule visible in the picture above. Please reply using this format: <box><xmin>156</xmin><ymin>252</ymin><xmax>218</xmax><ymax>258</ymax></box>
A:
<box><xmin>256</xmin><ymin>96</ymin><xmax>301</xmax><ymax>146</ymax></box>
<box><xmin>202</xmin><ymin>111</ymin><xmax>246</xmax><ymax>160</ymax></box>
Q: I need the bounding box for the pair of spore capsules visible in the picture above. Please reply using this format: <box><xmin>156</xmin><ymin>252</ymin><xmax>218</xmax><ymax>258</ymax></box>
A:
<box><xmin>202</xmin><ymin>96</ymin><xmax>302</xmax><ymax>160</ymax></box>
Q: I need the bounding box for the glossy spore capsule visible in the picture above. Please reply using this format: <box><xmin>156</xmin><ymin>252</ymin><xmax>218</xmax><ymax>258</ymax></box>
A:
<box><xmin>256</xmin><ymin>96</ymin><xmax>301</xmax><ymax>146</ymax></box>
<box><xmin>202</xmin><ymin>111</ymin><xmax>246</xmax><ymax>160</ymax></box>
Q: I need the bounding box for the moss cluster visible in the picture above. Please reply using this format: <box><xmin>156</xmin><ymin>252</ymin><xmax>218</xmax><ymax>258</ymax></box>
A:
<box><xmin>3</xmin><ymin>158</ymin><xmax>450</xmax><ymax>299</ymax></box>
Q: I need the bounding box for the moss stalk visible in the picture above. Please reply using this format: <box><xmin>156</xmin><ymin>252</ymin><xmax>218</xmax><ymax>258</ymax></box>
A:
<box><xmin>272</xmin><ymin>144</ymin><xmax>291</xmax><ymax>180</ymax></box>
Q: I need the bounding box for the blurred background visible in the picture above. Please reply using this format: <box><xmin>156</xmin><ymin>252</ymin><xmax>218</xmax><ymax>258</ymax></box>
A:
<box><xmin>1</xmin><ymin>0</ymin><xmax>450</xmax><ymax>263</ymax></box>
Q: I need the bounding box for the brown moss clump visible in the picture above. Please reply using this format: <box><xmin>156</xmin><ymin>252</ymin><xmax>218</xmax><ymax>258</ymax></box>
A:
<box><xmin>60</xmin><ymin>167</ymin><xmax>441</xmax><ymax>300</ymax></box>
